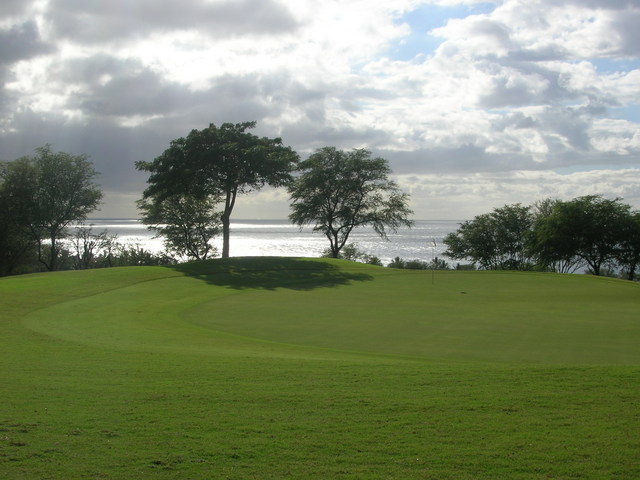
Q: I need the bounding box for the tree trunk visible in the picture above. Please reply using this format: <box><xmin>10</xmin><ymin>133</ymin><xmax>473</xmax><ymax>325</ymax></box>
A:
<box><xmin>221</xmin><ymin>213</ymin><xmax>230</xmax><ymax>258</ymax></box>
<box><xmin>328</xmin><ymin>229</ymin><xmax>340</xmax><ymax>258</ymax></box>
<box><xmin>221</xmin><ymin>188</ymin><xmax>237</xmax><ymax>258</ymax></box>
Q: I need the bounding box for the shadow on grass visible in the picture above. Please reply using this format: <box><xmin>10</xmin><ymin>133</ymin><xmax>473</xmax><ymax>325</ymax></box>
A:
<box><xmin>170</xmin><ymin>257</ymin><xmax>373</xmax><ymax>290</ymax></box>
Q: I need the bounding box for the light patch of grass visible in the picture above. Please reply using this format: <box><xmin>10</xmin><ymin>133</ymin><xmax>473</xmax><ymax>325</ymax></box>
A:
<box><xmin>184</xmin><ymin>268</ymin><xmax>640</xmax><ymax>364</ymax></box>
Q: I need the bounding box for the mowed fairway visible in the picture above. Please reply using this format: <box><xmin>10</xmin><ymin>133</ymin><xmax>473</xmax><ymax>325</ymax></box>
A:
<box><xmin>1</xmin><ymin>258</ymin><xmax>639</xmax><ymax>479</ymax></box>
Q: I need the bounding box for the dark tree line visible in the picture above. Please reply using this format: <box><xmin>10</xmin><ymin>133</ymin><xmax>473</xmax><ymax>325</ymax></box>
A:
<box><xmin>4</xmin><ymin>137</ymin><xmax>639</xmax><ymax>282</ymax></box>
<box><xmin>0</xmin><ymin>146</ymin><xmax>174</xmax><ymax>276</ymax></box>
<box><xmin>0</xmin><ymin>146</ymin><xmax>102</xmax><ymax>275</ymax></box>
<box><xmin>443</xmin><ymin>196</ymin><xmax>640</xmax><ymax>280</ymax></box>
<box><xmin>6</xmin><ymin>134</ymin><xmax>638</xmax><ymax>281</ymax></box>
<box><xmin>2</xmin><ymin>122</ymin><xmax>414</xmax><ymax>275</ymax></box>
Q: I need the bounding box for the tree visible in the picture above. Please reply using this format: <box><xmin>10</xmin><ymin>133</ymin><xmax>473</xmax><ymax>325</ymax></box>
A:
<box><xmin>136</xmin><ymin>121</ymin><xmax>299</xmax><ymax>258</ymax></box>
<box><xmin>529</xmin><ymin>198</ymin><xmax>583</xmax><ymax>273</ymax></box>
<box><xmin>443</xmin><ymin>203</ymin><xmax>534</xmax><ymax>270</ymax></box>
<box><xmin>0</xmin><ymin>182</ymin><xmax>38</xmax><ymax>275</ymax></box>
<box><xmin>531</xmin><ymin>195</ymin><xmax>632</xmax><ymax>276</ymax></box>
<box><xmin>288</xmin><ymin>147</ymin><xmax>413</xmax><ymax>258</ymax></box>
<box><xmin>614</xmin><ymin>211</ymin><xmax>640</xmax><ymax>281</ymax></box>
<box><xmin>0</xmin><ymin>146</ymin><xmax>102</xmax><ymax>271</ymax></box>
<box><xmin>105</xmin><ymin>243</ymin><xmax>176</xmax><ymax>267</ymax></box>
<box><xmin>321</xmin><ymin>243</ymin><xmax>383</xmax><ymax>266</ymax></box>
<box><xmin>428</xmin><ymin>257</ymin><xmax>450</xmax><ymax>270</ymax></box>
<box><xmin>387</xmin><ymin>256</ymin><xmax>406</xmax><ymax>269</ymax></box>
<box><xmin>69</xmin><ymin>224</ymin><xmax>116</xmax><ymax>270</ymax></box>
<box><xmin>138</xmin><ymin>193</ymin><xmax>222</xmax><ymax>261</ymax></box>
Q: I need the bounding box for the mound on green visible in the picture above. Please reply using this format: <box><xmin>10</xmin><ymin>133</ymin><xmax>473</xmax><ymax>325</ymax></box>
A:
<box><xmin>1</xmin><ymin>257</ymin><xmax>639</xmax><ymax>479</ymax></box>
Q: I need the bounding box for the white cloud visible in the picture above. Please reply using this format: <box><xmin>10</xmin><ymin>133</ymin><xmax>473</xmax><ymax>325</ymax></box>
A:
<box><xmin>590</xmin><ymin>119</ymin><xmax>640</xmax><ymax>155</ymax></box>
<box><xmin>0</xmin><ymin>0</ymin><xmax>638</xmax><ymax>219</ymax></box>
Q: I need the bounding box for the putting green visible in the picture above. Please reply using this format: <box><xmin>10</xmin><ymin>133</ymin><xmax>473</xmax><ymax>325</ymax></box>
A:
<box><xmin>20</xmin><ymin>258</ymin><xmax>640</xmax><ymax>364</ymax></box>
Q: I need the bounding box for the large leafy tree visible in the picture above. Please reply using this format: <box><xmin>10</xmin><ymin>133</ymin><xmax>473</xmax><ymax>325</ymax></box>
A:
<box><xmin>443</xmin><ymin>203</ymin><xmax>534</xmax><ymax>270</ymax></box>
<box><xmin>616</xmin><ymin>212</ymin><xmax>640</xmax><ymax>280</ymax></box>
<box><xmin>136</xmin><ymin>122</ymin><xmax>298</xmax><ymax>258</ymax></box>
<box><xmin>531</xmin><ymin>195</ymin><xmax>632</xmax><ymax>276</ymax></box>
<box><xmin>288</xmin><ymin>147</ymin><xmax>413</xmax><ymax>258</ymax></box>
<box><xmin>529</xmin><ymin>198</ymin><xmax>583</xmax><ymax>273</ymax></box>
<box><xmin>0</xmin><ymin>177</ymin><xmax>37</xmax><ymax>275</ymax></box>
<box><xmin>138</xmin><ymin>194</ymin><xmax>221</xmax><ymax>261</ymax></box>
<box><xmin>1</xmin><ymin>146</ymin><xmax>102</xmax><ymax>271</ymax></box>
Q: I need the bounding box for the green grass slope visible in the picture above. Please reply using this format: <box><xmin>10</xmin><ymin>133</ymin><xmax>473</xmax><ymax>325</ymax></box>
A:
<box><xmin>1</xmin><ymin>258</ymin><xmax>639</xmax><ymax>479</ymax></box>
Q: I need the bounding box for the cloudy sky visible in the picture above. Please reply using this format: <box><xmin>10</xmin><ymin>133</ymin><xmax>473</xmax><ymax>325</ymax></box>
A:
<box><xmin>1</xmin><ymin>0</ymin><xmax>639</xmax><ymax>219</ymax></box>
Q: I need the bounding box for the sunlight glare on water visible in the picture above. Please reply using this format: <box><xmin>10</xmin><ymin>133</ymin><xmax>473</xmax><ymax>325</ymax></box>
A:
<box><xmin>80</xmin><ymin>219</ymin><xmax>462</xmax><ymax>264</ymax></box>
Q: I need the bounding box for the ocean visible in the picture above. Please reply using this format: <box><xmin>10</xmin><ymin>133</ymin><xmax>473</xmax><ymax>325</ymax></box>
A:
<box><xmin>83</xmin><ymin>219</ymin><xmax>462</xmax><ymax>265</ymax></box>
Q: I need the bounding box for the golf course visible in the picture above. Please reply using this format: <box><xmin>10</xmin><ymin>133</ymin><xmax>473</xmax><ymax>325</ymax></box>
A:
<box><xmin>1</xmin><ymin>257</ymin><xmax>639</xmax><ymax>479</ymax></box>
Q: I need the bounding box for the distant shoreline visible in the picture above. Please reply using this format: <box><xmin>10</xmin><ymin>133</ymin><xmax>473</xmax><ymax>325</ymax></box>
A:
<box><xmin>87</xmin><ymin>217</ymin><xmax>465</xmax><ymax>223</ymax></box>
<box><xmin>77</xmin><ymin>219</ymin><xmax>461</xmax><ymax>264</ymax></box>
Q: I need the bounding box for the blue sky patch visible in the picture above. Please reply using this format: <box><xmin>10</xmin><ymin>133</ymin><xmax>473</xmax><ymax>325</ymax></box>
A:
<box><xmin>610</xmin><ymin>105</ymin><xmax>640</xmax><ymax>123</ymax></box>
<box><xmin>387</xmin><ymin>2</ymin><xmax>496</xmax><ymax>61</ymax></box>
<box><xmin>591</xmin><ymin>58</ymin><xmax>640</xmax><ymax>74</ymax></box>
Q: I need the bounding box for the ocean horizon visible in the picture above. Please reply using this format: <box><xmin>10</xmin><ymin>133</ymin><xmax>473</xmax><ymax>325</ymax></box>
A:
<box><xmin>81</xmin><ymin>218</ymin><xmax>463</xmax><ymax>265</ymax></box>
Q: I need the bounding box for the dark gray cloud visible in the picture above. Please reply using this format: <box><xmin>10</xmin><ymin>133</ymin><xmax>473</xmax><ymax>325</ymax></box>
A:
<box><xmin>488</xmin><ymin>105</ymin><xmax>602</xmax><ymax>160</ymax></box>
<box><xmin>57</xmin><ymin>56</ymin><xmax>200</xmax><ymax>117</ymax></box>
<box><xmin>52</xmin><ymin>57</ymin><xmax>249</xmax><ymax>121</ymax></box>
<box><xmin>0</xmin><ymin>110</ymin><xmax>156</xmax><ymax>191</ymax></box>
<box><xmin>50</xmin><ymin>54</ymin><xmax>333</xmax><ymax>125</ymax></box>
<box><xmin>469</xmin><ymin>18</ymin><xmax>512</xmax><ymax>48</ymax></box>
<box><xmin>0</xmin><ymin>0</ymin><xmax>29</xmax><ymax>17</ymax></box>
<box><xmin>476</xmin><ymin>59</ymin><xmax>580</xmax><ymax>109</ymax></box>
<box><xmin>509</xmin><ymin>45</ymin><xmax>570</xmax><ymax>63</ymax></box>
<box><xmin>612</xmin><ymin>9</ymin><xmax>640</xmax><ymax>57</ymax></box>
<box><xmin>75</xmin><ymin>73</ymin><xmax>191</xmax><ymax>118</ymax></box>
<box><xmin>537</xmin><ymin>106</ymin><xmax>596</xmax><ymax>151</ymax></box>
<box><xmin>383</xmin><ymin>144</ymin><xmax>536</xmax><ymax>175</ymax></box>
<box><xmin>491</xmin><ymin>112</ymin><xmax>538</xmax><ymax>132</ymax></box>
<box><xmin>0</xmin><ymin>21</ymin><xmax>51</xmax><ymax>65</ymax></box>
<box><xmin>385</xmin><ymin>136</ymin><xmax>638</xmax><ymax>178</ymax></box>
<box><xmin>0</xmin><ymin>70</ymin><xmax>13</xmax><ymax>116</ymax></box>
<box><xmin>48</xmin><ymin>0</ymin><xmax>299</xmax><ymax>44</ymax></box>
<box><xmin>284</xmin><ymin>122</ymin><xmax>395</xmax><ymax>153</ymax></box>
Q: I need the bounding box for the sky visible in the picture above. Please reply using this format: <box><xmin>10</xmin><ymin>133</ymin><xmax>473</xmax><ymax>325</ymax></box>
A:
<box><xmin>0</xmin><ymin>0</ymin><xmax>639</xmax><ymax>220</ymax></box>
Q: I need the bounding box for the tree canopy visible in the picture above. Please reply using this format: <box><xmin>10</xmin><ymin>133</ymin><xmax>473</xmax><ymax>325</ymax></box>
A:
<box><xmin>616</xmin><ymin>212</ymin><xmax>640</xmax><ymax>280</ymax></box>
<box><xmin>138</xmin><ymin>193</ymin><xmax>221</xmax><ymax>261</ymax></box>
<box><xmin>444</xmin><ymin>196</ymin><xmax>639</xmax><ymax>278</ymax></box>
<box><xmin>136</xmin><ymin>121</ymin><xmax>298</xmax><ymax>257</ymax></box>
<box><xmin>0</xmin><ymin>145</ymin><xmax>102</xmax><ymax>271</ymax></box>
<box><xmin>288</xmin><ymin>147</ymin><xmax>413</xmax><ymax>258</ymax></box>
<box><xmin>532</xmin><ymin>195</ymin><xmax>633</xmax><ymax>276</ymax></box>
<box><xmin>443</xmin><ymin>203</ymin><xmax>534</xmax><ymax>270</ymax></box>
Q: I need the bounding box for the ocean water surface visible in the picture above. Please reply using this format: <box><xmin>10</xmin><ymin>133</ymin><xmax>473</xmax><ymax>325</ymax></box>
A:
<box><xmin>84</xmin><ymin>219</ymin><xmax>462</xmax><ymax>265</ymax></box>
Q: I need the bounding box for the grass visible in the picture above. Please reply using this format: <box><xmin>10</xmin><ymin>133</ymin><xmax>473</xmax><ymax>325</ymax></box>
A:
<box><xmin>1</xmin><ymin>257</ymin><xmax>639</xmax><ymax>479</ymax></box>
